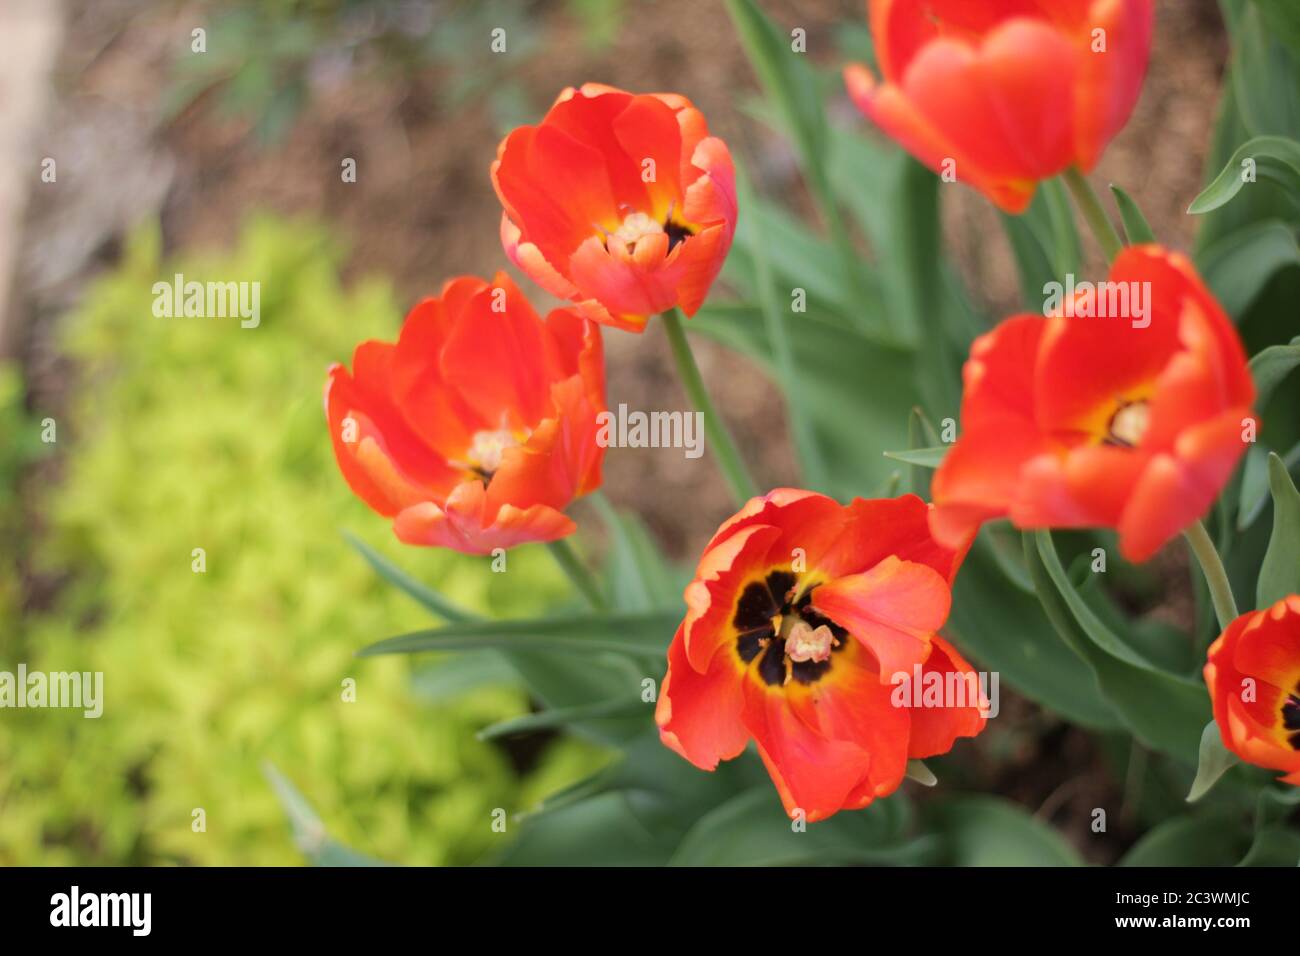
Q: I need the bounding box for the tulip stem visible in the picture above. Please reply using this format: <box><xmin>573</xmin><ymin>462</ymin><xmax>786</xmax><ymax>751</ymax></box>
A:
<box><xmin>660</xmin><ymin>308</ymin><xmax>759</xmax><ymax>505</ymax></box>
<box><xmin>545</xmin><ymin>538</ymin><xmax>608</xmax><ymax>611</ymax></box>
<box><xmin>1184</xmin><ymin>519</ymin><xmax>1238</xmax><ymax>630</ymax></box>
<box><xmin>1062</xmin><ymin>167</ymin><xmax>1124</xmax><ymax>263</ymax></box>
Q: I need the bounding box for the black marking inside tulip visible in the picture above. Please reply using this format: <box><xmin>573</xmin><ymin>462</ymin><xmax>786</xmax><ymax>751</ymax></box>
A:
<box><xmin>758</xmin><ymin>638</ymin><xmax>787</xmax><ymax>685</ymax></box>
<box><xmin>732</xmin><ymin>570</ymin><xmax>841</xmax><ymax>685</ymax></box>
<box><xmin>1283</xmin><ymin>688</ymin><xmax>1300</xmax><ymax>749</ymax></box>
<box><xmin>665</xmin><ymin>219</ymin><xmax>694</xmax><ymax>254</ymax></box>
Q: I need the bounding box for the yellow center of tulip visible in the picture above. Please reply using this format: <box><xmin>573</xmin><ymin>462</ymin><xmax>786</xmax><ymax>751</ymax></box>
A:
<box><xmin>610</xmin><ymin>211</ymin><xmax>665</xmax><ymax>248</ymax></box>
<box><xmin>466</xmin><ymin>428</ymin><xmax>521</xmax><ymax>478</ymax></box>
<box><xmin>1105</xmin><ymin>399</ymin><xmax>1151</xmax><ymax>449</ymax></box>
<box><xmin>602</xmin><ymin>208</ymin><xmax>695</xmax><ymax>255</ymax></box>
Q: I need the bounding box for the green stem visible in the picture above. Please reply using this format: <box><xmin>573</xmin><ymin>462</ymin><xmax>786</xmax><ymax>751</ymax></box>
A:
<box><xmin>660</xmin><ymin>308</ymin><xmax>760</xmax><ymax>505</ymax></box>
<box><xmin>1062</xmin><ymin>167</ymin><xmax>1124</xmax><ymax>263</ymax></box>
<box><xmin>545</xmin><ymin>538</ymin><xmax>607</xmax><ymax>611</ymax></box>
<box><xmin>1184</xmin><ymin>519</ymin><xmax>1239</xmax><ymax>630</ymax></box>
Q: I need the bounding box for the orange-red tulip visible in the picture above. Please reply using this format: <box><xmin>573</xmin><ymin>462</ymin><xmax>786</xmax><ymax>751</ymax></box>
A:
<box><xmin>845</xmin><ymin>0</ymin><xmax>1154</xmax><ymax>213</ymax></box>
<box><xmin>492</xmin><ymin>83</ymin><xmax>737</xmax><ymax>333</ymax></box>
<box><xmin>656</xmin><ymin>489</ymin><xmax>985</xmax><ymax>821</ymax></box>
<box><xmin>325</xmin><ymin>273</ymin><xmax>605</xmax><ymax>555</ymax></box>
<box><xmin>930</xmin><ymin>246</ymin><xmax>1256</xmax><ymax>563</ymax></box>
<box><xmin>1205</xmin><ymin>596</ymin><xmax>1300</xmax><ymax>786</ymax></box>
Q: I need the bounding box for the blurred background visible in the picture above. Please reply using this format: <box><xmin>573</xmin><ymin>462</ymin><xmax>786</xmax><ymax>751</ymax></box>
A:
<box><xmin>0</xmin><ymin>0</ymin><xmax>1244</xmax><ymax>865</ymax></box>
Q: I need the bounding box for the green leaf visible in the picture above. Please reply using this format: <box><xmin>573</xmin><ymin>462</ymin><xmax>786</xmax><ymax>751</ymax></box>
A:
<box><xmin>1028</xmin><ymin>531</ymin><xmax>1208</xmax><ymax>760</ymax></box>
<box><xmin>734</xmin><ymin>159</ymin><xmax>830</xmax><ymax>490</ymax></box>
<box><xmin>725</xmin><ymin>0</ymin><xmax>880</xmax><ymax>336</ymax></box>
<box><xmin>410</xmin><ymin>653</ymin><xmax>518</xmax><ymax>703</ymax></box>
<box><xmin>356</xmin><ymin>610</ymin><xmax>676</xmax><ymax>661</ymax></box>
<box><xmin>1187</xmin><ymin>720</ymin><xmax>1241</xmax><ymax>802</ymax></box>
<box><xmin>692</xmin><ymin>302</ymin><xmax>916</xmax><ymax>498</ymax></box>
<box><xmin>906</xmin><ymin>407</ymin><xmax>941</xmax><ymax>499</ymax></box>
<box><xmin>724</xmin><ymin>0</ymin><xmax>828</xmax><ymax>188</ymax></box>
<box><xmin>1034</xmin><ymin>531</ymin><xmax>1159</xmax><ymax>669</ymax></box>
<box><xmin>1231</xmin><ymin>6</ymin><xmax>1300</xmax><ymax>139</ymax></box>
<box><xmin>1238</xmin><ymin>441</ymin><xmax>1300</xmax><ymax>530</ymax></box>
<box><xmin>1250</xmin><ymin>336</ymin><xmax>1300</xmax><ymax>409</ymax></box>
<box><xmin>668</xmin><ymin>786</ymin><xmax>931</xmax><ymax>866</ymax></box>
<box><xmin>1120</xmin><ymin>813</ymin><xmax>1250</xmax><ymax>866</ymax></box>
<box><xmin>1258</xmin><ymin>451</ymin><xmax>1300</xmax><ymax>607</ymax></box>
<box><xmin>895</xmin><ymin>159</ymin><xmax>965</xmax><ymax>419</ymax></box>
<box><xmin>924</xmin><ymin>796</ymin><xmax>1083</xmax><ymax>866</ymax></box>
<box><xmin>1251</xmin><ymin>0</ymin><xmax>1300</xmax><ymax>58</ymax></box>
<box><xmin>1199</xmin><ymin>221</ymin><xmax>1300</xmax><ymax>319</ymax></box>
<box><xmin>477</xmin><ymin>697</ymin><xmax>648</xmax><ymax>740</ymax></box>
<box><xmin>1239</xmin><ymin>826</ymin><xmax>1300</xmax><ymax>865</ymax></box>
<box><xmin>882</xmin><ymin>445</ymin><xmax>947</xmax><ymax>468</ymax></box>
<box><xmin>1001</xmin><ymin>179</ymin><xmax>1082</xmax><ymax>307</ymax></box>
<box><xmin>945</xmin><ymin>535</ymin><xmax>1120</xmax><ymax>731</ymax></box>
<box><xmin>492</xmin><ymin>790</ymin><xmax>669</xmax><ymax>866</ymax></box>
<box><xmin>1110</xmin><ymin>184</ymin><xmax>1158</xmax><ymax>244</ymax></box>
<box><xmin>343</xmin><ymin>530</ymin><xmax>476</xmax><ymax>622</ymax></box>
<box><xmin>1188</xmin><ymin>135</ymin><xmax>1300</xmax><ymax>214</ymax></box>
<box><xmin>591</xmin><ymin>494</ymin><xmax>680</xmax><ymax>612</ymax></box>
<box><xmin>263</xmin><ymin>763</ymin><xmax>392</xmax><ymax>866</ymax></box>
<box><xmin>724</xmin><ymin>198</ymin><xmax>870</xmax><ymax>325</ymax></box>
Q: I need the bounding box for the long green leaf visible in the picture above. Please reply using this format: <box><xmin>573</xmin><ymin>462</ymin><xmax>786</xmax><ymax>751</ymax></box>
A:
<box><xmin>1186</xmin><ymin>720</ymin><xmax>1241</xmax><ymax>802</ymax></box>
<box><xmin>357</xmin><ymin>611</ymin><xmax>677</xmax><ymax>661</ymax></box>
<box><xmin>945</xmin><ymin>535</ymin><xmax>1120</xmax><ymax>731</ymax></box>
<box><xmin>263</xmin><ymin>762</ymin><xmax>392</xmax><ymax>866</ymax></box>
<box><xmin>1238</xmin><ymin>441</ymin><xmax>1300</xmax><ymax>530</ymax></box>
<box><xmin>477</xmin><ymin>697</ymin><xmax>648</xmax><ymax>740</ymax></box>
<box><xmin>1199</xmin><ymin>221</ymin><xmax>1300</xmax><ymax>319</ymax></box>
<box><xmin>724</xmin><ymin>0</ymin><xmax>879</xmax><ymax>335</ymax></box>
<box><xmin>1120</xmin><ymin>813</ymin><xmax>1250</xmax><ymax>866</ymax></box>
<box><xmin>1258</xmin><ymin>451</ymin><xmax>1300</xmax><ymax>607</ymax></box>
<box><xmin>1028</xmin><ymin>531</ymin><xmax>1208</xmax><ymax>760</ymax></box>
<box><xmin>343</xmin><ymin>530</ymin><xmax>477</xmax><ymax>622</ymax></box>
<box><xmin>1110</xmin><ymin>184</ymin><xmax>1158</xmax><ymax>244</ymax></box>
<box><xmin>924</xmin><ymin>796</ymin><xmax>1082</xmax><ymax>866</ymax></box>
<box><xmin>883</xmin><ymin>445</ymin><xmax>947</xmax><ymax>468</ymax></box>
<box><xmin>735</xmin><ymin>159</ymin><xmax>830</xmax><ymax>490</ymax></box>
<box><xmin>668</xmin><ymin>786</ymin><xmax>931</xmax><ymax>866</ymax></box>
<box><xmin>1250</xmin><ymin>336</ymin><xmax>1300</xmax><ymax>409</ymax></box>
<box><xmin>1188</xmin><ymin>135</ymin><xmax>1300</xmax><ymax>214</ymax></box>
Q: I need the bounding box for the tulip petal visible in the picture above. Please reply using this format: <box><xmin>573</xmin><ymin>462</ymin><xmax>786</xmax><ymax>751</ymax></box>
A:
<box><xmin>656</xmin><ymin>625</ymin><xmax>751</xmax><ymax>771</ymax></box>
<box><xmin>906</xmin><ymin>635</ymin><xmax>988</xmax><ymax>758</ymax></box>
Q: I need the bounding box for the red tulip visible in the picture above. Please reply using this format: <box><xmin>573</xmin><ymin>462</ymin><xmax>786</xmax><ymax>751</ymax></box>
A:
<box><xmin>325</xmin><ymin>273</ymin><xmax>605</xmax><ymax>555</ymax></box>
<box><xmin>656</xmin><ymin>489</ymin><xmax>985</xmax><ymax>821</ymax></box>
<box><xmin>492</xmin><ymin>83</ymin><xmax>737</xmax><ymax>333</ymax></box>
<box><xmin>845</xmin><ymin>0</ymin><xmax>1154</xmax><ymax>213</ymax></box>
<box><xmin>1205</xmin><ymin>596</ymin><xmax>1300</xmax><ymax>785</ymax></box>
<box><xmin>930</xmin><ymin>246</ymin><xmax>1257</xmax><ymax>562</ymax></box>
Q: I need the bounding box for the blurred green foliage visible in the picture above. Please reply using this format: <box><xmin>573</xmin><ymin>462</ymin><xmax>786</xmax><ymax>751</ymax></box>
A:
<box><xmin>0</xmin><ymin>217</ymin><xmax>604</xmax><ymax>865</ymax></box>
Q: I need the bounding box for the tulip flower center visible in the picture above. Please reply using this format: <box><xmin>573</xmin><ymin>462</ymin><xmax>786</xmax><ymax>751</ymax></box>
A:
<box><xmin>464</xmin><ymin>428</ymin><xmax>522</xmax><ymax>480</ymax></box>
<box><xmin>783</xmin><ymin>620</ymin><xmax>837</xmax><ymax>664</ymax></box>
<box><xmin>1104</xmin><ymin>399</ymin><xmax>1151</xmax><ymax>449</ymax></box>
<box><xmin>605</xmin><ymin>209</ymin><xmax>695</xmax><ymax>254</ymax></box>
<box><xmin>732</xmin><ymin>569</ymin><xmax>848</xmax><ymax>687</ymax></box>
<box><xmin>1281</xmin><ymin>686</ymin><xmax>1300</xmax><ymax>750</ymax></box>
